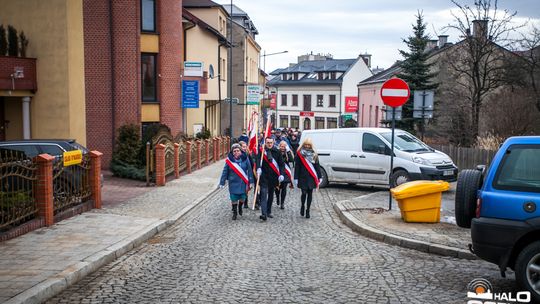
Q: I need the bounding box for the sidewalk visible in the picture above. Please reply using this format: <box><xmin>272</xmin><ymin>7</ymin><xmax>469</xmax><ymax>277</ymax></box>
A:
<box><xmin>333</xmin><ymin>183</ymin><xmax>476</xmax><ymax>260</ymax></box>
<box><xmin>0</xmin><ymin>161</ymin><xmax>224</xmax><ymax>304</ymax></box>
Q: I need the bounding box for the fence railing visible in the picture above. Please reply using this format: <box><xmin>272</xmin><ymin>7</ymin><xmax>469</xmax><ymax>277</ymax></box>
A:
<box><xmin>1</xmin><ymin>151</ymin><xmax>102</xmax><ymax>241</ymax></box>
<box><xmin>431</xmin><ymin>145</ymin><xmax>497</xmax><ymax>171</ymax></box>
<box><xmin>0</xmin><ymin>151</ymin><xmax>38</xmax><ymax>231</ymax></box>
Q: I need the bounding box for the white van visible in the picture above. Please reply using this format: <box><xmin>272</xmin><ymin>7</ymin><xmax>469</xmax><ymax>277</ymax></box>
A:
<box><xmin>299</xmin><ymin>128</ymin><xmax>457</xmax><ymax>188</ymax></box>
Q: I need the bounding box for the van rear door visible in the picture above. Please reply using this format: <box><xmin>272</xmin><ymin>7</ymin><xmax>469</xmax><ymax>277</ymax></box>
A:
<box><xmin>329</xmin><ymin>132</ymin><xmax>361</xmax><ymax>182</ymax></box>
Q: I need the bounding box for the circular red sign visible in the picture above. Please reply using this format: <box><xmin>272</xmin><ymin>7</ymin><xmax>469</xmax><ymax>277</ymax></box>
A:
<box><xmin>380</xmin><ymin>78</ymin><xmax>410</xmax><ymax>108</ymax></box>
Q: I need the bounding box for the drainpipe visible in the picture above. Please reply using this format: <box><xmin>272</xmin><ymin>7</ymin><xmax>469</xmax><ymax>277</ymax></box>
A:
<box><xmin>109</xmin><ymin>0</ymin><xmax>116</xmax><ymax>148</ymax></box>
<box><xmin>338</xmin><ymin>83</ymin><xmax>342</xmax><ymax>128</ymax></box>
<box><xmin>22</xmin><ymin>96</ymin><xmax>31</xmax><ymax>139</ymax></box>
<box><xmin>218</xmin><ymin>42</ymin><xmax>224</xmax><ymax>135</ymax></box>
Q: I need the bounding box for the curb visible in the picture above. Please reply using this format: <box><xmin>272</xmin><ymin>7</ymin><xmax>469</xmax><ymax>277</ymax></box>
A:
<box><xmin>6</xmin><ymin>187</ymin><xmax>221</xmax><ymax>304</ymax></box>
<box><xmin>333</xmin><ymin>201</ymin><xmax>477</xmax><ymax>260</ymax></box>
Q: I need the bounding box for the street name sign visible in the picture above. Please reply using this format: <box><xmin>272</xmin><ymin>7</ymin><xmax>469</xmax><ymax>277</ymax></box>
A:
<box><xmin>380</xmin><ymin>78</ymin><xmax>410</xmax><ymax>108</ymax></box>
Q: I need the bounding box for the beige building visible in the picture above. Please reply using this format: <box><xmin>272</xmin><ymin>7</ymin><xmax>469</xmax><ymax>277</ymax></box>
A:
<box><xmin>183</xmin><ymin>2</ymin><xmax>230</xmax><ymax>137</ymax></box>
<box><xmin>0</xmin><ymin>0</ymin><xmax>86</xmax><ymax>144</ymax></box>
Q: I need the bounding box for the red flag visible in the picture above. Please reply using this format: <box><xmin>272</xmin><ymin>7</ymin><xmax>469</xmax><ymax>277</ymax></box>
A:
<box><xmin>265</xmin><ymin>120</ymin><xmax>273</xmax><ymax>138</ymax></box>
<box><xmin>248</xmin><ymin>113</ymin><xmax>258</xmax><ymax>154</ymax></box>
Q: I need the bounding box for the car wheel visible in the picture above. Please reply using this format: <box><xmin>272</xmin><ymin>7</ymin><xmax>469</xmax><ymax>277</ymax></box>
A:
<box><xmin>390</xmin><ymin>169</ymin><xmax>410</xmax><ymax>188</ymax></box>
<box><xmin>515</xmin><ymin>241</ymin><xmax>540</xmax><ymax>302</ymax></box>
<box><xmin>319</xmin><ymin>167</ymin><xmax>329</xmax><ymax>188</ymax></box>
<box><xmin>455</xmin><ymin>169</ymin><xmax>482</xmax><ymax>228</ymax></box>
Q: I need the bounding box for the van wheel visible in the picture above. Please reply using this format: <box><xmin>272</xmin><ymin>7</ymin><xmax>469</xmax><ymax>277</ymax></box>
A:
<box><xmin>319</xmin><ymin>168</ymin><xmax>329</xmax><ymax>188</ymax></box>
<box><xmin>515</xmin><ymin>241</ymin><xmax>540</xmax><ymax>302</ymax></box>
<box><xmin>455</xmin><ymin>169</ymin><xmax>482</xmax><ymax>228</ymax></box>
<box><xmin>390</xmin><ymin>169</ymin><xmax>410</xmax><ymax>188</ymax></box>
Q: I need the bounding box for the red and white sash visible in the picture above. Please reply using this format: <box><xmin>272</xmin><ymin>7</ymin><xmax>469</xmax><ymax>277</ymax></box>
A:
<box><xmin>284</xmin><ymin>163</ymin><xmax>293</xmax><ymax>183</ymax></box>
<box><xmin>225</xmin><ymin>158</ymin><xmax>249</xmax><ymax>185</ymax></box>
<box><xmin>261</xmin><ymin>147</ymin><xmax>280</xmax><ymax>176</ymax></box>
<box><xmin>296</xmin><ymin>150</ymin><xmax>319</xmax><ymax>187</ymax></box>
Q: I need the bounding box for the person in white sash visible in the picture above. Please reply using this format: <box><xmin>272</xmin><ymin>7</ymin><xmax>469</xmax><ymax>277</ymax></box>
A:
<box><xmin>294</xmin><ymin>138</ymin><xmax>322</xmax><ymax>219</ymax></box>
<box><xmin>255</xmin><ymin>137</ymin><xmax>285</xmax><ymax>221</ymax></box>
<box><xmin>219</xmin><ymin>144</ymin><xmax>254</xmax><ymax>220</ymax></box>
<box><xmin>275</xmin><ymin>141</ymin><xmax>294</xmax><ymax>209</ymax></box>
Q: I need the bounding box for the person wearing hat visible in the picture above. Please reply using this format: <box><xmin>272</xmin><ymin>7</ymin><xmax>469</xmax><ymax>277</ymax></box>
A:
<box><xmin>219</xmin><ymin>143</ymin><xmax>254</xmax><ymax>220</ymax></box>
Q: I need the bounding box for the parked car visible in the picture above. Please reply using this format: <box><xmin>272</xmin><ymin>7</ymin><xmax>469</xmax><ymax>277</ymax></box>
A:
<box><xmin>455</xmin><ymin>136</ymin><xmax>540</xmax><ymax>301</ymax></box>
<box><xmin>299</xmin><ymin>128</ymin><xmax>458</xmax><ymax>188</ymax></box>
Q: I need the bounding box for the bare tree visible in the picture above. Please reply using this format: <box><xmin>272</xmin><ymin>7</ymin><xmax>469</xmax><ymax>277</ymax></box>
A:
<box><xmin>444</xmin><ymin>0</ymin><xmax>524</xmax><ymax>141</ymax></box>
<box><xmin>507</xmin><ymin>23</ymin><xmax>540</xmax><ymax>112</ymax></box>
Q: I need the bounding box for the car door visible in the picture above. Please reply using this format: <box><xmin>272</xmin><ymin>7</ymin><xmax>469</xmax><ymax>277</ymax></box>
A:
<box><xmin>359</xmin><ymin>132</ymin><xmax>390</xmax><ymax>183</ymax></box>
<box><xmin>329</xmin><ymin>132</ymin><xmax>361</xmax><ymax>182</ymax></box>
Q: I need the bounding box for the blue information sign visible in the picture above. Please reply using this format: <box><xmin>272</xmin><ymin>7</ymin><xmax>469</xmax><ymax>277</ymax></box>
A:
<box><xmin>182</xmin><ymin>80</ymin><xmax>199</xmax><ymax>108</ymax></box>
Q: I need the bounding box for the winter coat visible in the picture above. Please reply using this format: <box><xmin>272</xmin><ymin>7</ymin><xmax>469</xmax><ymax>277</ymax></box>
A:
<box><xmin>256</xmin><ymin>146</ymin><xmax>285</xmax><ymax>187</ymax></box>
<box><xmin>289</xmin><ymin>137</ymin><xmax>300</xmax><ymax>152</ymax></box>
<box><xmin>220</xmin><ymin>152</ymin><xmax>254</xmax><ymax>195</ymax></box>
<box><xmin>294</xmin><ymin>149</ymin><xmax>321</xmax><ymax>190</ymax></box>
<box><xmin>280</xmin><ymin>150</ymin><xmax>294</xmax><ymax>183</ymax></box>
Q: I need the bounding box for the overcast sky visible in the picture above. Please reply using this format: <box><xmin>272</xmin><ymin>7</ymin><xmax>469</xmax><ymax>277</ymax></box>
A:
<box><xmin>217</xmin><ymin>0</ymin><xmax>540</xmax><ymax>73</ymax></box>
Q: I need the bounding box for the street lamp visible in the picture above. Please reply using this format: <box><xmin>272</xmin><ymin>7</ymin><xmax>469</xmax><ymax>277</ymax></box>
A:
<box><xmin>261</xmin><ymin>50</ymin><xmax>288</xmax><ymax>73</ymax></box>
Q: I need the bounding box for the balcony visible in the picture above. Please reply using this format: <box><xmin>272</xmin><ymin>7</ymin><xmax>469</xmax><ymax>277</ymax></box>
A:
<box><xmin>0</xmin><ymin>56</ymin><xmax>37</xmax><ymax>92</ymax></box>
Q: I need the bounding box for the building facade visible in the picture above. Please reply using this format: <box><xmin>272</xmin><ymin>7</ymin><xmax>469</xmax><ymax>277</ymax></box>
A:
<box><xmin>182</xmin><ymin>6</ymin><xmax>228</xmax><ymax>137</ymax></box>
<box><xmin>268</xmin><ymin>55</ymin><xmax>372</xmax><ymax>131</ymax></box>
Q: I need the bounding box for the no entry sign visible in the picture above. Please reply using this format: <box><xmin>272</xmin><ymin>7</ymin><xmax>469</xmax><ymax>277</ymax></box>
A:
<box><xmin>380</xmin><ymin>78</ymin><xmax>410</xmax><ymax>108</ymax></box>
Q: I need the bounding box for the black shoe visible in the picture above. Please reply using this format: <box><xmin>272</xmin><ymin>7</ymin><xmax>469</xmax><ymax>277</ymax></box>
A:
<box><xmin>280</xmin><ymin>204</ymin><xmax>284</xmax><ymax>210</ymax></box>
<box><xmin>238</xmin><ymin>205</ymin><xmax>243</xmax><ymax>216</ymax></box>
<box><xmin>305</xmin><ymin>210</ymin><xmax>310</xmax><ymax>219</ymax></box>
<box><xmin>232</xmin><ymin>204</ymin><xmax>238</xmax><ymax>220</ymax></box>
<box><xmin>243</xmin><ymin>203</ymin><xmax>248</xmax><ymax>209</ymax></box>
<box><xmin>268</xmin><ymin>214</ymin><xmax>273</xmax><ymax>218</ymax></box>
<box><xmin>300</xmin><ymin>204</ymin><xmax>305</xmax><ymax>216</ymax></box>
<box><xmin>259</xmin><ymin>215</ymin><xmax>267</xmax><ymax>221</ymax></box>
<box><xmin>276</xmin><ymin>200</ymin><xmax>280</xmax><ymax>206</ymax></box>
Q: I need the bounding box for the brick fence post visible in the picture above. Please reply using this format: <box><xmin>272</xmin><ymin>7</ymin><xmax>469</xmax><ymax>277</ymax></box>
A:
<box><xmin>213</xmin><ymin>137</ymin><xmax>218</xmax><ymax>163</ymax></box>
<box><xmin>89</xmin><ymin>151</ymin><xmax>103</xmax><ymax>209</ymax></box>
<box><xmin>196</xmin><ymin>140</ymin><xmax>201</xmax><ymax>170</ymax></box>
<box><xmin>221</xmin><ymin>136</ymin><xmax>225</xmax><ymax>159</ymax></box>
<box><xmin>35</xmin><ymin>154</ymin><xmax>54</xmax><ymax>226</ymax></box>
<box><xmin>226</xmin><ymin>136</ymin><xmax>231</xmax><ymax>152</ymax></box>
<box><xmin>155</xmin><ymin>144</ymin><xmax>166</xmax><ymax>186</ymax></box>
<box><xmin>205</xmin><ymin>139</ymin><xmax>210</xmax><ymax>165</ymax></box>
<box><xmin>174</xmin><ymin>143</ymin><xmax>180</xmax><ymax>179</ymax></box>
<box><xmin>186</xmin><ymin>141</ymin><xmax>192</xmax><ymax>174</ymax></box>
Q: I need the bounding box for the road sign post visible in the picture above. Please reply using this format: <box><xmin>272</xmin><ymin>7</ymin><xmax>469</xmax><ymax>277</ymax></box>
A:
<box><xmin>380</xmin><ymin>78</ymin><xmax>410</xmax><ymax>211</ymax></box>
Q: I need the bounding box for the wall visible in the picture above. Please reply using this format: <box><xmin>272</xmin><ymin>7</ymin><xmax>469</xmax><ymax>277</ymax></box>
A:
<box><xmin>0</xmin><ymin>0</ymin><xmax>87</xmax><ymax>144</ymax></box>
<box><xmin>341</xmin><ymin>57</ymin><xmax>372</xmax><ymax>116</ymax></box>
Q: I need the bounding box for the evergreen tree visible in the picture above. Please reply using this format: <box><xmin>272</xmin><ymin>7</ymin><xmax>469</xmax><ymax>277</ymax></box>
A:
<box><xmin>7</xmin><ymin>25</ymin><xmax>18</xmax><ymax>56</ymax></box>
<box><xmin>0</xmin><ymin>25</ymin><xmax>7</xmax><ymax>56</ymax></box>
<box><xmin>396</xmin><ymin>12</ymin><xmax>438</xmax><ymax>134</ymax></box>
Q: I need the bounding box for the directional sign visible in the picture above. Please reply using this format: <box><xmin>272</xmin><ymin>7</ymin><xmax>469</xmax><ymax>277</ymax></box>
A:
<box><xmin>182</xmin><ymin>80</ymin><xmax>199</xmax><ymax>108</ymax></box>
<box><xmin>380</xmin><ymin>78</ymin><xmax>410</xmax><ymax>108</ymax></box>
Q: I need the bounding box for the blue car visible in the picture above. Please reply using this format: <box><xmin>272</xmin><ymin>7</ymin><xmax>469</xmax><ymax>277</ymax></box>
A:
<box><xmin>455</xmin><ymin>136</ymin><xmax>540</xmax><ymax>301</ymax></box>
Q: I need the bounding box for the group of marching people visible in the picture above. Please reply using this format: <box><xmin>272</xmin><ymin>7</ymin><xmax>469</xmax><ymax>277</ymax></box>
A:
<box><xmin>219</xmin><ymin>130</ymin><xmax>321</xmax><ymax>221</ymax></box>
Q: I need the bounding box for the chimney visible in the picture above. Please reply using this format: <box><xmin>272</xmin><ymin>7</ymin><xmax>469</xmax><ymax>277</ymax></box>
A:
<box><xmin>438</xmin><ymin>35</ymin><xmax>448</xmax><ymax>48</ymax></box>
<box><xmin>472</xmin><ymin>19</ymin><xmax>488</xmax><ymax>39</ymax></box>
<box><xmin>426</xmin><ymin>39</ymin><xmax>438</xmax><ymax>51</ymax></box>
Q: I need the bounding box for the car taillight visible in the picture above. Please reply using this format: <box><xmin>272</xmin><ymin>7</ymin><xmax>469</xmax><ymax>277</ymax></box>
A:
<box><xmin>476</xmin><ymin>198</ymin><xmax>482</xmax><ymax>218</ymax></box>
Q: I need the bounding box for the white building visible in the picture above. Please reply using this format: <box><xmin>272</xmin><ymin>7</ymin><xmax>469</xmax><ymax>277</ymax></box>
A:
<box><xmin>267</xmin><ymin>54</ymin><xmax>372</xmax><ymax>130</ymax></box>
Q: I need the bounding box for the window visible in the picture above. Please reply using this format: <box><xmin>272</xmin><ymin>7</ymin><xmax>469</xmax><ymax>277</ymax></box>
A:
<box><xmin>293</xmin><ymin>73</ymin><xmax>298</xmax><ymax>80</ymax></box>
<box><xmin>141</xmin><ymin>0</ymin><xmax>156</xmax><ymax>32</ymax></box>
<box><xmin>281</xmin><ymin>94</ymin><xmax>287</xmax><ymax>106</ymax></box>
<box><xmin>142</xmin><ymin>54</ymin><xmax>157</xmax><ymax>102</ymax></box>
<box><xmin>280</xmin><ymin>115</ymin><xmax>289</xmax><ymax>128</ymax></box>
<box><xmin>330</xmin><ymin>72</ymin><xmax>336</xmax><ymax>80</ymax></box>
<box><xmin>362</xmin><ymin>133</ymin><xmax>388</xmax><ymax>154</ymax></box>
<box><xmin>493</xmin><ymin>145</ymin><xmax>540</xmax><ymax>193</ymax></box>
<box><xmin>292</xmin><ymin>94</ymin><xmax>298</xmax><ymax>107</ymax></box>
<box><xmin>329</xmin><ymin>95</ymin><xmax>336</xmax><ymax>107</ymax></box>
<box><xmin>316</xmin><ymin>95</ymin><xmax>323</xmax><ymax>107</ymax></box>
<box><xmin>327</xmin><ymin>117</ymin><xmax>337</xmax><ymax>129</ymax></box>
<box><xmin>315</xmin><ymin>117</ymin><xmax>325</xmax><ymax>129</ymax></box>
<box><xmin>303</xmin><ymin>95</ymin><xmax>311</xmax><ymax>111</ymax></box>
<box><xmin>290</xmin><ymin>116</ymin><xmax>299</xmax><ymax>128</ymax></box>
<box><xmin>40</xmin><ymin>144</ymin><xmax>64</xmax><ymax>156</ymax></box>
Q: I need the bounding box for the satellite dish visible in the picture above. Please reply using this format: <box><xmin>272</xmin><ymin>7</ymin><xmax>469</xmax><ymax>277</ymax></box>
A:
<box><xmin>209</xmin><ymin>64</ymin><xmax>215</xmax><ymax>79</ymax></box>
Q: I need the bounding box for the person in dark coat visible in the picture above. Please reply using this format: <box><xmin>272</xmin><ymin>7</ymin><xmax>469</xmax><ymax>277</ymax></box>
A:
<box><xmin>275</xmin><ymin>141</ymin><xmax>294</xmax><ymax>209</ymax></box>
<box><xmin>294</xmin><ymin>137</ymin><xmax>321</xmax><ymax>219</ymax></box>
<box><xmin>219</xmin><ymin>143</ymin><xmax>254</xmax><ymax>220</ymax></box>
<box><xmin>289</xmin><ymin>133</ymin><xmax>300</xmax><ymax>152</ymax></box>
<box><xmin>255</xmin><ymin>137</ymin><xmax>285</xmax><ymax>221</ymax></box>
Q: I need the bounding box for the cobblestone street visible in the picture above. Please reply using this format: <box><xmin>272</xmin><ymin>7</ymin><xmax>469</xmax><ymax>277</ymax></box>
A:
<box><xmin>47</xmin><ymin>185</ymin><xmax>517</xmax><ymax>303</ymax></box>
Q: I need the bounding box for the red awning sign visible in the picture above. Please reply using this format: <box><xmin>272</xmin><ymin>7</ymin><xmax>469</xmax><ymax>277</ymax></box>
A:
<box><xmin>300</xmin><ymin>111</ymin><xmax>314</xmax><ymax>117</ymax></box>
<box><xmin>380</xmin><ymin>78</ymin><xmax>410</xmax><ymax>108</ymax></box>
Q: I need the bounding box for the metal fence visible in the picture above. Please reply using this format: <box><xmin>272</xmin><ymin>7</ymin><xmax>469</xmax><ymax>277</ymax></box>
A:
<box><xmin>0</xmin><ymin>150</ymin><xmax>38</xmax><ymax>231</ymax></box>
<box><xmin>431</xmin><ymin>145</ymin><xmax>497</xmax><ymax>171</ymax></box>
<box><xmin>208</xmin><ymin>140</ymin><xmax>214</xmax><ymax>163</ymax></box>
<box><xmin>52</xmin><ymin>154</ymin><xmax>92</xmax><ymax>215</ymax></box>
<box><xmin>190</xmin><ymin>141</ymin><xmax>198</xmax><ymax>169</ymax></box>
<box><xmin>178</xmin><ymin>141</ymin><xmax>187</xmax><ymax>172</ymax></box>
